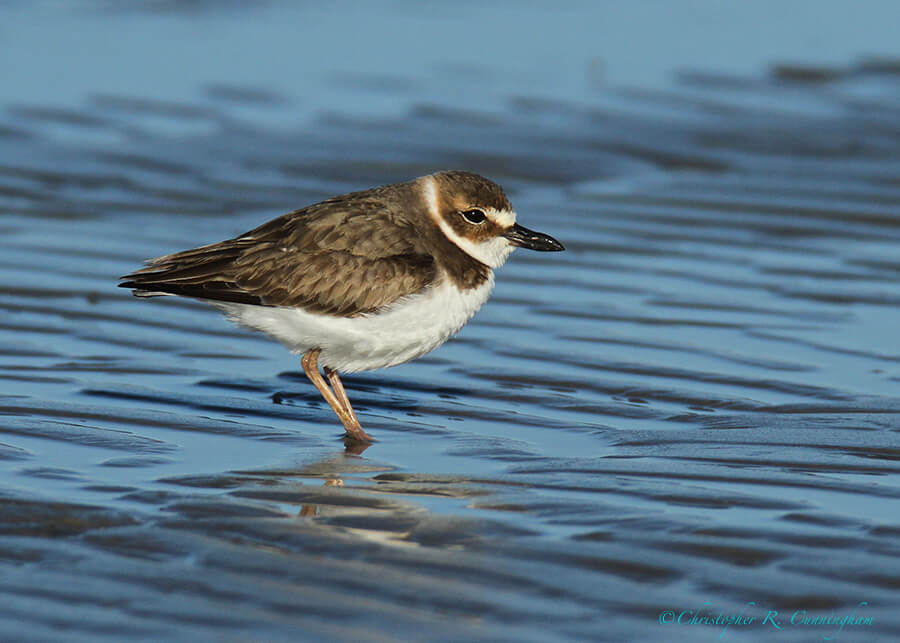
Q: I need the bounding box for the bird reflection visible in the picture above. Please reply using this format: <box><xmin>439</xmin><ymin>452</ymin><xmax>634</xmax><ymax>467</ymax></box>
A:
<box><xmin>300</xmin><ymin>477</ymin><xmax>344</xmax><ymax>517</ymax></box>
<box><xmin>343</xmin><ymin>438</ymin><xmax>371</xmax><ymax>456</ymax></box>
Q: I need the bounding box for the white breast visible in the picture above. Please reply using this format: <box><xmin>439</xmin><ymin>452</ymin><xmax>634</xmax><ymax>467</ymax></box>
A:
<box><xmin>214</xmin><ymin>273</ymin><xmax>495</xmax><ymax>373</ymax></box>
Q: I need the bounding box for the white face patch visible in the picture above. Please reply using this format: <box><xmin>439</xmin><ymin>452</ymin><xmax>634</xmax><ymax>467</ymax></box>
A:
<box><xmin>423</xmin><ymin>175</ymin><xmax>441</xmax><ymax>223</ymax></box>
<box><xmin>466</xmin><ymin>236</ymin><xmax>516</xmax><ymax>268</ymax></box>
<box><xmin>484</xmin><ymin>206</ymin><xmax>516</xmax><ymax>228</ymax></box>
<box><xmin>423</xmin><ymin>176</ymin><xmax>517</xmax><ymax>269</ymax></box>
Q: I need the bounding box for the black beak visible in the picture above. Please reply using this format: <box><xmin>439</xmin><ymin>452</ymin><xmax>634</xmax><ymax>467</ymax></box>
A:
<box><xmin>502</xmin><ymin>223</ymin><xmax>565</xmax><ymax>252</ymax></box>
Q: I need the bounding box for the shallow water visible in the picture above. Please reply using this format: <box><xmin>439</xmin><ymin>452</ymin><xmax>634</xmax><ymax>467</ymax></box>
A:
<box><xmin>3</xmin><ymin>5</ymin><xmax>900</xmax><ymax>643</ymax></box>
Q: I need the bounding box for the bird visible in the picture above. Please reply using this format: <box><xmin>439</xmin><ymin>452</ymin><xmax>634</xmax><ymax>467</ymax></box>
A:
<box><xmin>119</xmin><ymin>171</ymin><xmax>564</xmax><ymax>443</ymax></box>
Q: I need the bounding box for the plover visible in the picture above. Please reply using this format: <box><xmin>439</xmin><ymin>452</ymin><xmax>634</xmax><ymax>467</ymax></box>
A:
<box><xmin>120</xmin><ymin>171</ymin><xmax>564</xmax><ymax>442</ymax></box>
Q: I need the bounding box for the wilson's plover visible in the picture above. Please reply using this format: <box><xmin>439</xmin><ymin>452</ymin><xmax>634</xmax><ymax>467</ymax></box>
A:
<box><xmin>120</xmin><ymin>171</ymin><xmax>564</xmax><ymax>442</ymax></box>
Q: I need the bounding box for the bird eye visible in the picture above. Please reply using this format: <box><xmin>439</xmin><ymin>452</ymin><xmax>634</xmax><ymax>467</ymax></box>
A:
<box><xmin>462</xmin><ymin>209</ymin><xmax>486</xmax><ymax>224</ymax></box>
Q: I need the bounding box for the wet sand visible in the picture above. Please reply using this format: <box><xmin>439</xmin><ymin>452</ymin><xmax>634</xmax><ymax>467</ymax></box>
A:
<box><xmin>1</xmin><ymin>6</ymin><xmax>899</xmax><ymax>641</ymax></box>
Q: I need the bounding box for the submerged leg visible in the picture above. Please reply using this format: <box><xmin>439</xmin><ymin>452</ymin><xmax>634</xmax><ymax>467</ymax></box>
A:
<box><xmin>325</xmin><ymin>366</ymin><xmax>373</xmax><ymax>449</ymax></box>
<box><xmin>325</xmin><ymin>366</ymin><xmax>361</xmax><ymax>427</ymax></box>
<box><xmin>301</xmin><ymin>349</ymin><xmax>374</xmax><ymax>443</ymax></box>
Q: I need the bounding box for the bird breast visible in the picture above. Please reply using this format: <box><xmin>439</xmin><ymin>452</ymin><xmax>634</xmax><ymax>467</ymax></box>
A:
<box><xmin>215</xmin><ymin>272</ymin><xmax>496</xmax><ymax>373</ymax></box>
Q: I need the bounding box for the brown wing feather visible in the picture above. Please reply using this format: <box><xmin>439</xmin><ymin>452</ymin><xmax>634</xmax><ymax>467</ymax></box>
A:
<box><xmin>119</xmin><ymin>192</ymin><xmax>438</xmax><ymax>316</ymax></box>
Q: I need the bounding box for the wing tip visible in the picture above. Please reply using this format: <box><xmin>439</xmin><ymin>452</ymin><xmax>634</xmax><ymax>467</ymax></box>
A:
<box><xmin>118</xmin><ymin>280</ymin><xmax>170</xmax><ymax>298</ymax></box>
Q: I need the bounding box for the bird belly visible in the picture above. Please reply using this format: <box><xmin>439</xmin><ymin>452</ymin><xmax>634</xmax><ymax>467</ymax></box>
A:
<box><xmin>215</xmin><ymin>274</ymin><xmax>495</xmax><ymax>373</ymax></box>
